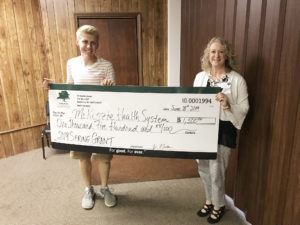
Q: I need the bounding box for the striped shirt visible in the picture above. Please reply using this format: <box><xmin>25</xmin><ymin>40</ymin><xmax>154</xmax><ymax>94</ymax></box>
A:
<box><xmin>66</xmin><ymin>56</ymin><xmax>115</xmax><ymax>85</ymax></box>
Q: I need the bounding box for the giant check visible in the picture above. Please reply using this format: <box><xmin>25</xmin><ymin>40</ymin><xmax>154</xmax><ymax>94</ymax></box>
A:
<box><xmin>49</xmin><ymin>84</ymin><xmax>221</xmax><ymax>159</ymax></box>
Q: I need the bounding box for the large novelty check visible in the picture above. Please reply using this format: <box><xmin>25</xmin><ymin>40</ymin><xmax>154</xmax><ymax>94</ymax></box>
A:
<box><xmin>49</xmin><ymin>85</ymin><xmax>221</xmax><ymax>159</ymax></box>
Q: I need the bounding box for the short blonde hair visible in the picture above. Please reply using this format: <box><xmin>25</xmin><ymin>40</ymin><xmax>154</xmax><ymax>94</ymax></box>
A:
<box><xmin>201</xmin><ymin>37</ymin><xmax>237</xmax><ymax>73</ymax></box>
<box><xmin>76</xmin><ymin>25</ymin><xmax>99</xmax><ymax>41</ymax></box>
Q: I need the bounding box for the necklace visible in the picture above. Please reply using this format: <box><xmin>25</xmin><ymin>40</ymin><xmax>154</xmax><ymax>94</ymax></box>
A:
<box><xmin>208</xmin><ymin>74</ymin><xmax>229</xmax><ymax>87</ymax></box>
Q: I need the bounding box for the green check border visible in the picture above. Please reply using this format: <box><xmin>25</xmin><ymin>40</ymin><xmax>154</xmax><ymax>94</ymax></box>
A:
<box><xmin>51</xmin><ymin>143</ymin><xmax>217</xmax><ymax>160</ymax></box>
<box><xmin>50</xmin><ymin>84</ymin><xmax>221</xmax><ymax>94</ymax></box>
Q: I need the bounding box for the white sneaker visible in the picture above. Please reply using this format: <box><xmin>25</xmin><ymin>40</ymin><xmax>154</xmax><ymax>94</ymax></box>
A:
<box><xmin>81</xmin><ymin>186</ymin><xmax>95</xmax><ymax>209</ymax></box>
<box><xmin>99</xmin><ymin>187</ymin><xmax>117</xmax><ymax>207</ymax></box>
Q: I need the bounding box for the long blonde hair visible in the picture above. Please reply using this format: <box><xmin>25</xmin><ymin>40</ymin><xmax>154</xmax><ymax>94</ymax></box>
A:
<box><xmin>201</xmin><ymin>37</ymin><xmax>237</xmax><ymax>73</ymax></box>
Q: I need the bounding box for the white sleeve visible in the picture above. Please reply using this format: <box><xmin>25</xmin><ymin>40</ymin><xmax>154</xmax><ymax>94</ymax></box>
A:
<box><xmin>222</xmin><ymin>76</ymin><xmax>249</xmax><ymax>129</ymax></box>
<box><xmin>193</xmin><ymin>72</ymin><xmax>208</xmax><ymax>87</ymax></box>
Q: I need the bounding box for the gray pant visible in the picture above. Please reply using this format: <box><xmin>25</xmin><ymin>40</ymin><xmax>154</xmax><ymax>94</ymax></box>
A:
<box><xmin>197</xmin><ymin>145</ymin><xmax>231</xmax><ymax>208</ymax></box>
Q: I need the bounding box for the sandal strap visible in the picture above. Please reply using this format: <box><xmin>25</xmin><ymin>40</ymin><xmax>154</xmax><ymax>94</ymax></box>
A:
<box><xmin>207</xmin><ymin>206</ymin><xmax>226</xmax><ymax>224</ymax></box>
<box><xmin>211</xmin><ymin>210</ymin><xmax>221</xmax><ymax>218</ymax></box>
<box><xmin>197</xmin><ymin>203</ymin><xmax>214</xmax><ymax>217</ymax></box>
<box><xmin>210</xmin><ymin>206</ymin><xmax>225</xmax><ymax>219</ymax></box>
<box><xmin>203</xmin><ymin>203</ymin><xmax>213</xmax><ymax>210</ymax></box>
<box><xmin>212</xmin><ymin>209</ymin><xmax>221</xmax><ymax>215</ymax></box>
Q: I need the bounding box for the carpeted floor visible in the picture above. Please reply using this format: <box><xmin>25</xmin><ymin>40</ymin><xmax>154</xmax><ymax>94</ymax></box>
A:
<box><xmin>0</xmin><ymin>148</ymin><xmax>250</xmax><ymax>225</ymax></box>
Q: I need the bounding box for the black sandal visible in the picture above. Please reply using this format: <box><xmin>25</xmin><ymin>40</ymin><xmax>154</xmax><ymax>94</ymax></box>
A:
<box><xmin>197</xmin><ymin>203</ymin><xmax>214</xmax><ymax>217</ymax></box>
<box><xmin>207</xmin><ymin>206</ymin><xmax>226</xmax><ymax>224</ymax></box>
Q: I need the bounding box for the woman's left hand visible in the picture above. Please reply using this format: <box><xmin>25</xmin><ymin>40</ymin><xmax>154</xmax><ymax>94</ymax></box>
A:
<box><xmin>216</xmin><ymin>92</ymin><xmax>230</xmax><ymax>109</ymax></box>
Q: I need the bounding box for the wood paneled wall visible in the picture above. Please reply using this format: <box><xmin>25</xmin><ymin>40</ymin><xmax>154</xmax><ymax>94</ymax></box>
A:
<box><xmin>0</xmin><ymin>0</ymin><xmax>48</xmax><ymax>157</ymax></box>
<box><xmin>181</xmin><ymin>0</ymin><xmax>300</xmax><ymax>225</ymax></box>
<box><xmin>39</xmin><ymin>0</ymin><xmax>167</xmax><ymax>85</ymax></box>
<box><xmin>0</xmin><ymin>0</ymin><xmax>167</xmax><ymax>158</ymax></box>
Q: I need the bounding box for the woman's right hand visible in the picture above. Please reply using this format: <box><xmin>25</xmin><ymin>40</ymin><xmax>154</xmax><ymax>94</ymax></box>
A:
<box><xmin>43</xmin><ymin>78</ymin><xmax>54</xmax><ymax>90</ymax></box>
<box><xmin>216</xmin><ymin>92</ymin><xmax>231</xmax><ymax>110</ymax></box>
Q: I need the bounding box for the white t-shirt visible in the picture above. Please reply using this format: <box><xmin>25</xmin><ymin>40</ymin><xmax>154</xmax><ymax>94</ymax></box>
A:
<box><xmin>66</xmin><ymin>56</ymin><xmax>115</xmax><ymax>85</ymax></box>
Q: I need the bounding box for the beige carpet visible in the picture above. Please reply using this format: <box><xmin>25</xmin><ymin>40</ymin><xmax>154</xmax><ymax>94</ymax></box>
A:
<box><xmin>0</xmin><ymin>148</ymin><xmax>249</xmax><ymax>225</ymax></box>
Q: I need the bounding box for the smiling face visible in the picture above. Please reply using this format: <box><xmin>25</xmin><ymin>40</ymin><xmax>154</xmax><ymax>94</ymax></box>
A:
<box><xmin>76</xmin><ymin>32</ymin><xmax>98</xmax><ymax>59</ymax></box>
<box><xmin>209</xmin><ymin>41</ymin><xmax>226</xmax><ymax>69</ymax></box>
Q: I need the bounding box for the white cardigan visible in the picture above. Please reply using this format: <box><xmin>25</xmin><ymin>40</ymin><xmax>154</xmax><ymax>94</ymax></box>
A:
<box><xmin>193</xmin><ymin>71</ymin><xmax>249</xmax><ymax>130</ymax></box>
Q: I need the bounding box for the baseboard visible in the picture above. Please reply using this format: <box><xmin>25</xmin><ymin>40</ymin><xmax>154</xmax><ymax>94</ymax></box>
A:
<box><xmin>225</xmin><ymin>195</ymin><xmax>252</xmax><ymax>225</ymax></box>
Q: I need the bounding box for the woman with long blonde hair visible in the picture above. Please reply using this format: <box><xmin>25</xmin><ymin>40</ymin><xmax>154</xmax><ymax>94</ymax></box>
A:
<box><xmin>193</xmin><ymin>37</ymin><xmax>249</xmax><ymax>223</ymax></box>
